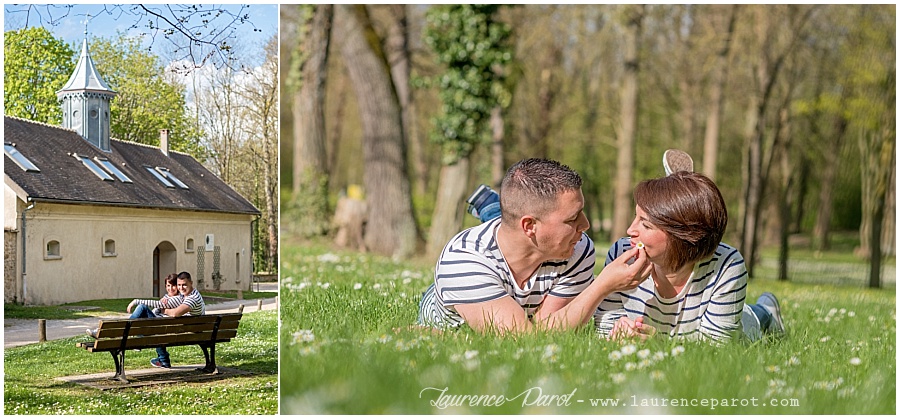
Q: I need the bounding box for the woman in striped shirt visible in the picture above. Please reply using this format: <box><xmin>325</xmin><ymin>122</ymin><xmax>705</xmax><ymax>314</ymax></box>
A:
<box><xmin>595</xmin><ymin>171</ymin><xmax>784</xmax><ymax>343</ymax></box>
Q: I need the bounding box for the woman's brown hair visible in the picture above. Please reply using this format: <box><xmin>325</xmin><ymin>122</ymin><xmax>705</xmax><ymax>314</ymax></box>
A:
<box><xmin>633</xmin><ymin>171</ymin><xmax>727</xmax><ymax>271</ymax></box>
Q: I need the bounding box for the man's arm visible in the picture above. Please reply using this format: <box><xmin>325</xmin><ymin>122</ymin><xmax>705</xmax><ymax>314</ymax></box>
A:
<box><xmin>162</xmin><ymin>304</ymin><xmax>191</xmax><ymax>317</ymax></box>
<box><xmin>455</xmin><ymin>247</ymin><xmax>651</xmax><ymax>334</ymax></box>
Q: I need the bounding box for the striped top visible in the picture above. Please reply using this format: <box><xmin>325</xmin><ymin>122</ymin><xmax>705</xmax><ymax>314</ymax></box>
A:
<box><xmin>418</xmin><ymin>217</ymin><xmax>596</xmax><ymax>329</ymax></box>
<box><xmin>593</xmin><ymin>238</ymin><xmax>747</xmax><ymax>343</ymax></box>
<box><xmin>132</xmin><ymin>288</ymin><xmax>205</xmax><ymax>317</ymax></box>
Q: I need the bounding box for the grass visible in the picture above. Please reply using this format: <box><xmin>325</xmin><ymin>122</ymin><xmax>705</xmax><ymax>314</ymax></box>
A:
<box><xmin>4</xmin><ymin>310</ymin><xmax>278</xmax><ymax>415</ymax></box>
<box><xmin>279</xmin><ymin>238</ymin><xmax>896</xmax><ymax>414</ymax></box>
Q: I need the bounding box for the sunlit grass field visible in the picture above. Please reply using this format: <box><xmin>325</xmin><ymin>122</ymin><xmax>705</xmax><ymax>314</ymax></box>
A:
<box><xmin>280</xmin><ymin>240</ymin><xmax>895</xmax><ymax>414</ymax></box>
<box><xmin>4</xmin><ymin>310</ymin><xmax>278</xmax><ymax>415</ymax></box>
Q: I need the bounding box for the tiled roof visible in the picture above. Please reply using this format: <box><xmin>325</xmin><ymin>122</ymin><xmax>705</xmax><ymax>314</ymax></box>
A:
<box><xmin>4</xmin><ymin>116</ymin><xmax>259</xmax><ymax>215</ymax></box>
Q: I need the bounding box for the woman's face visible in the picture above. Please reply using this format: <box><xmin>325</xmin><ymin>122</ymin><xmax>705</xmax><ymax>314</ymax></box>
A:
<box><xmin>626</xmin><ymin>205</ymin><xmax>669</xmax><ymax>264</ymax></box>
<box><xmin>166</xmin><ymin>282</ymin><xmax>179</xmax><ymax>297</ymax></box>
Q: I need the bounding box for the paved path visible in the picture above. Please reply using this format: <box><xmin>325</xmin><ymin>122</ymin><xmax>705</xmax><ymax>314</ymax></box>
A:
<box><xmin>4</xmin><ymin>283</ymin><xmax>278</xmax><ymax>349</ymax></box>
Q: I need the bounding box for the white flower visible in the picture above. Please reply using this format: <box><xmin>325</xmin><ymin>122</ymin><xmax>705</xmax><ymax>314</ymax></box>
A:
<box><xmin>464</xmin><ymin>350</ymin><xmax>479</xmax><ymax>360</ymax></box>
<box><xmin>319</xmin><ymin>282</ymin><xmax>331</xmax><ymax>289</ymax></box>
<box><xmin>650</xmin><ymin>370</ymin><xmax>665</xmax><ymax>381</ymax></box>
<box><xmin>621</xmin><ymin>344</ymin><xmax>637</xmax><ymax>356</ymax></box>
<box><xmin>376</xmin><ymin>334</ymin><xmax>392</xmax><ymax>344</ymax></box>
<box><xmin>625</xmin><ymin>362</ymin><xmax>636</xmax><ymax>371</ymax></box>
<box><xmin>317</xmin><ymin>253</ymin><xmax>340</xmax><ymax>263</ymax></box>
<box><xmin>652</xmin><ymin>351</ymin><xmax>666</xmax><ymax>361</ymax></box>
<box><xmin>293</xmin><ymin>330</ymin><xmax>315</xmax><ymax>343</ymax></box>
<box><xmin>543</xmin><ymin>344</ymin><xmax>560</xmax><ymax>358</ymax></box>
<box><xmin>610</xmin><ymin>373</ymin><xmax>626</xmax><ymax>384</ymax></box>
<box><xmin>608</xmin><ymin>350</ymin><xmax>623</xmax><ymax>361</ymax></box>
<box><xmin>373</xmin><ymin>283</ymin><xmax>382</xmax><ymax>290</ymax></box>
<box><xmin>637</xmin><ymin>349</ymin><xmax>651</xmax><ymax>359</ymax></box>
<box><xmin>847</xmin><ymin>311</ymin><xmax>855</xmax><ymax>317</ymax></box>
<box><xmin>849</xmin><ymin>357</ymin><xmax>862</xmax><ymax>366</ymax></box>
<box><xmin>671</xmin><ymin>346</ymin><xmax>685</xmax><ymax>357</ymax></box>
<box><xmin>353</xmin><ymin>283</ymin><xmax>363</xmax><ymax>290</ymax></box>
<box><xmin>786</xmin><ymin>356</ymin><xmax>801</xmax><ymax>366</ymax></box>
<box><xmin>820</xmin><ymin>336</ymin><xmax>831</xmax><ymax>343</ymax></box>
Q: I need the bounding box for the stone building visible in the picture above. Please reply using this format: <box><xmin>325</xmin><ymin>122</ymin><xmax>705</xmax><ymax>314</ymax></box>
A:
<box><xmin>3</xmin><ymin>36</ymin><xmax>259</xmax><ymax>305</ymax></box>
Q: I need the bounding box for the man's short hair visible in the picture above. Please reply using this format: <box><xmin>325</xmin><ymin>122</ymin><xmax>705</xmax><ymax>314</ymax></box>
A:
<box><xmin>177</xmin><ymin>271</ymin><xmax>192</xmax><ymax>282</ymax></box>
<box><xmin>633</xmin><ymin>171</ymin><xmax>727</xmax><ymax>270</ymax></box>
<box><xmin>499</xmin><ymin>158</ymin><xmax>583</xmax><ymax>226</ymax></box>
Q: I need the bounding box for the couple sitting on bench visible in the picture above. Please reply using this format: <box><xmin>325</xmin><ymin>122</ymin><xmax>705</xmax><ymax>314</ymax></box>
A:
<box><xmin>87</xmin><ymin>271</ymin><xmax>205</xmax><ymax>368</ymax></box>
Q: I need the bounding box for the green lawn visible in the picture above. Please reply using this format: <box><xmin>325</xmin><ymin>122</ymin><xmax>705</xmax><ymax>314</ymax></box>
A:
<box><xmin>279</xmin><ymin>240</ymin><xmax>895</xmax><ymax>414</ymax></box>
<box><xmin>4</xmin><ymin>310</ymin><xmax>278</xmax><ymax>415</ymax></box>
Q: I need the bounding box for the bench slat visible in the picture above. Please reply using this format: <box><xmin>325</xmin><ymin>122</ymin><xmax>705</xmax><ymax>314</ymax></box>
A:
<box><xmin>93</xmin><ymin>320</ymin><xmax>240</xmax><ymax>339</ymax></box>
<box><xmin>89</xmin><ymin>330</ymin><xmax>238</xmax><ymax>351</ymax></box>
<box><xmin>98</xmin><ymin>314</ymin><xmax>241</xmax><ymax>329</ymax></box>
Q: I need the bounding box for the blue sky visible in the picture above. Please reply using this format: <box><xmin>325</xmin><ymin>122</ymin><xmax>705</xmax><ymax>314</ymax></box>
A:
<box><xmin>4</xmin><ymin>4</ymin><xmax>277</xmax><ymax>67</ymax></box>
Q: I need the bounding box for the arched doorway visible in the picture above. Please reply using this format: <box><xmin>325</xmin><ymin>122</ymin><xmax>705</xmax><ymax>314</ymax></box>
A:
<box><xmin>152</xmin><ymin>241</ymin><xmax>177</xmax><ymax>297</ymax></box>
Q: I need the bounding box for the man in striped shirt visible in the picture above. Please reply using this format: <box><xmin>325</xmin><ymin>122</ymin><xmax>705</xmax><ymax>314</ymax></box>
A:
<box><xmin>417</xmin><ymin>158</ymin><xmax>652</xmax><ymax>334</ymax></box>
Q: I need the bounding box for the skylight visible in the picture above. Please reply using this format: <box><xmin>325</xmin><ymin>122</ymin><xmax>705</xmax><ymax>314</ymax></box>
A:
<box><xmin>75</xmin><ymin>154</ymin><xmax>113</xmax><ymax>181</ymax></box>
<box><xmin>4</xmin><ymin>143</ymin><xmax>40</xmax><ymax>172</ymax></box>
<box><xmin>156</xmin><ymin>167</ymin><xmax>189</xmax><ymax>189</ymax></box>
<box><xmin>95</xmin><ymin>157</ymin><xmax>132</xmax><ymax>183</ymax></box>
<box><xmin>146</xmin><ymin>166</ymin><xmax>175</xmax><ymax>188</ymax></box>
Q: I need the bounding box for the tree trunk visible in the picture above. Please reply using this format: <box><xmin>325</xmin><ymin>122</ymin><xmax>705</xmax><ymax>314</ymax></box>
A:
<box><xmin>426</xmin><ymin>158</ymin><xmax>471</xmax><ymax>259</ymax></box>
<box><xmin>385</xmin><ymin>5</ymin><xmax>426</xmax><ymax>197</ymax></box>
<box><xmin>490</xmin><ymin>106</ymin><xmax>505</xmax><ymax>187</ymax></box>
<box><xmin>702</xmin><ymin>5</ymin><xmax>737</xmax><ymax>180</ymax></box>
<box><xmin>337</xmin><ymin>5</ymin><xmax>421</xmax><ymax>259</ymax></box>
<box><xmin>292</xmin><ymin>5</ymin><xmax>333</xmax><ymax>236</ymax></box>
<box><xmin>812</xmin><ymin>116</ymin><xmax>847</xmax><ymax>251</ymax></box>
<box><xmin>611</xmin><ymin>5</ymin><xmax>644</xmax><ymax>242</ymax></box>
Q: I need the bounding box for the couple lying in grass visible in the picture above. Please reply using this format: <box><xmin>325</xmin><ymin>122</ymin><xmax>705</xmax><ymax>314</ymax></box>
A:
<box><xmin>417</xmin><ymin>154</ymin><xmax>784</xmax><ymax>343</ymax></box>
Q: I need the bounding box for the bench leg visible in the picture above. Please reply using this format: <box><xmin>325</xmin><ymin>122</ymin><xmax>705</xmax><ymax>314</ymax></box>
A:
<box><xmin>111</xmin><ymin>350</ymin><xmax>129</xmax><ymax>383</ymax></box>
<box><xmin>198</xmin><ymin>344</ymin><xmax>218</xmax><ymax>374</ymax></box>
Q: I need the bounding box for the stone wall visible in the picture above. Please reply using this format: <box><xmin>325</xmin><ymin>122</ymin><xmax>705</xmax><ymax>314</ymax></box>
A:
<box><xmin>5</xmin><ymin>229</ymin><xmax>17</xmax><ymax>303</ymax></box>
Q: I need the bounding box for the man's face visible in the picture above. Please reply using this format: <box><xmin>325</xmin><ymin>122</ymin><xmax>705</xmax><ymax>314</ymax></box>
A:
<box><xmin>165</xmin><ymin>282</ymin><xmax>179</xmax><ymax>297</ymax></box>
<box><xmin>177</xmin><ymin>278</ymin><xmax>194</xmax><ymax>295</ymax></box>
<box><xmin>534</xmin><ymin>189</ymin><xmax>590</xmax><ymax>260</ymax></box>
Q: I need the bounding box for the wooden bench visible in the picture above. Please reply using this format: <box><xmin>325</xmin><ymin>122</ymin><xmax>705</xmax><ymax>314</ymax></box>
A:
<box><xmin>76</xmin><ymin>311</ymin><xmax>243</xmax><ymax>383</ymax></box>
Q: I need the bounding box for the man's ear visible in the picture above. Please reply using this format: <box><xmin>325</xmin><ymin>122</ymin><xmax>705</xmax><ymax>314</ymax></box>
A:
<box><xmin>521</xmin><ymin>215</ymin><xmax>538</xmax><ymax>238</ymax></box>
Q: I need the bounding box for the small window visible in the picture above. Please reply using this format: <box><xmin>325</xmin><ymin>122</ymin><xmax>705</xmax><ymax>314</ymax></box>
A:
<box><xmin>74</xmin><ymin>153</ymin><xmax>113</xmax><ymax>181</ymax></box>
<box><xmin>95</xmin><ymin>158</ymin><xmax>132</xmax><ymax>183</ymax></box>
<box><xmin>146</xmin><ymin>166</ymin><xmax>175</xmax><ymax>187</ymax></box>
<box><xmin>185</xmin><ymin>237</ymin><xmax>195</xmax><ymax>253</ymax></box>
<box><xmin>103</xmin><ymin>239</ymin><xmax>117</xmax><ymax>257</ymax></box>
<box><xmin>4</xmin><ymin>143</ymin><xmax>40</xmax><ymax>172</ymax></box>
<box><xmin>46</xmin><ymin>240</ymin><xmax>61</xmax><ymax>259</ymax></box>
<box><xmin>156</xmin><ymin>167</ymin><xmax>189</xmax><ymax>189</ymax></box>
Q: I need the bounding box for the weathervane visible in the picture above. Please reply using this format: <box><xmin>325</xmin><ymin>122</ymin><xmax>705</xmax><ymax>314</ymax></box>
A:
<box><xmin>82</xmin><ymin>14</ymin><xmax>90</xmax><ymax>38</ymax></box>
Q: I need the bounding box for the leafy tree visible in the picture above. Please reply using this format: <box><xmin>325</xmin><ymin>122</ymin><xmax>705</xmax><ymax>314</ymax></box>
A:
<box><xmin>89</xmin><ymin>33</ymin><xmax>204</xmax><ymax>157</ymax></box>
<box><xmin>422</xmin><ymin>4</ymin><xmax>512</xmax><ymax>257</ymax></box>
<box><xmin>3</xmin><ymin>27</ymin><xmax>74</xmax><ymax>124</ymax></box>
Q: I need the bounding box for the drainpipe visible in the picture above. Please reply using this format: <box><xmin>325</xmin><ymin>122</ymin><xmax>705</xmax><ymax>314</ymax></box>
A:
<box><xmin>20</xmin><ymin>200</ymin><xmax>34</xmax><ymax>304</ymax></box>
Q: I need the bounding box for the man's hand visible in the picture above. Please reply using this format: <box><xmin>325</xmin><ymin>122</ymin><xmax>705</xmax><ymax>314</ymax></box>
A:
<box><xmin>597</xmin><ymin>247</ymin><xmax>652</xmax><ymax>292</ymax></box>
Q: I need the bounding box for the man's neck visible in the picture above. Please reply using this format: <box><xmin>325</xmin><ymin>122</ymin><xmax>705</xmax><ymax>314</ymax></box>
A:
<box><xmin>496</xmin><ymin>223</ymin><xmax>545</xmax><ymax>288</ymax></box>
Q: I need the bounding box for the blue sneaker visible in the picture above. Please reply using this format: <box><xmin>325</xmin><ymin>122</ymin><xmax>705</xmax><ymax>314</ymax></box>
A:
<box><xmin>465</xmin><ymin>184</ymin><xmax>499</xmax><ymax>219</ymax></box>
<box><xmin>756</xmin><ymin>292</ymin><xmax>785</xmax><ymax>336</ymax></box>
<box><xmin>150</xmin><ymin>358</ymin><xmax>171</xmax><ymax>369</ymax></box>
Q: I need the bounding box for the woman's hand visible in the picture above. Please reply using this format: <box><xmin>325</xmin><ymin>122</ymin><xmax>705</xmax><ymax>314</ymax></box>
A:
<box><xmin>609</xmin><ymin>315</ymin><xmax>657</xmax><ymax>341</ymax></box>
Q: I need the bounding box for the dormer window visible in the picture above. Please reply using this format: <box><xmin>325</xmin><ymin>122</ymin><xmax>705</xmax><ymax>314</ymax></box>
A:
<box><xmin>4</xmin><ymin>143</ymin><xmax>40</xmax><ymax>172</ymax></box>
<box><xmin>73</xmin><ymin>153</ymin><xmax>113</xmax><ymax>181</ymax></box>
<box><xmin>95</xmin><ymin>157</ymin><xmax>132</xmax><ymax>183</ymax></box>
